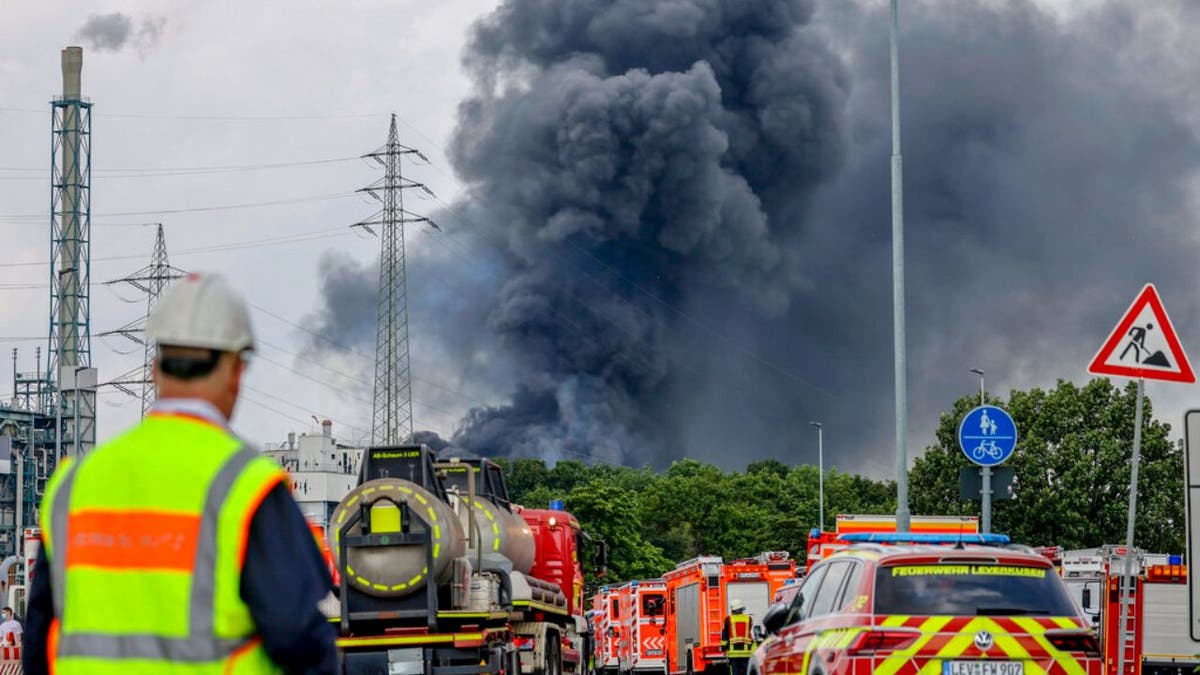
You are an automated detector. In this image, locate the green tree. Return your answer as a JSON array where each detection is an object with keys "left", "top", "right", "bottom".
[
  {"left": 560, "top": 481, "right": 672, "bottom": 584},
  {"left": 910, "top": 379, "right": 1184, "bottom": 552}
]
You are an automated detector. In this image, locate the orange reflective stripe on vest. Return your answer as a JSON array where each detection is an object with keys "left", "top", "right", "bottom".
[{"left": 66, "top": 511, "right": 201, "bottom": 571}]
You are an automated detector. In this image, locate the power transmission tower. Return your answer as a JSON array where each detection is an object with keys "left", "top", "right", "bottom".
[
  {"left": 353, "top": 114, "right": 437, "bottom": 445},
  {"left": 99, "top": 224, "right": 184, "bottom": 417}
]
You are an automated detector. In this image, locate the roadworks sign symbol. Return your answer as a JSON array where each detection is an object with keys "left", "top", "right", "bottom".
[{"left": 1088, "top": 283, "right": 1195, "bottom": 383}]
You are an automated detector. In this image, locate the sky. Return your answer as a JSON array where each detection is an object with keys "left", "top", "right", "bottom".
[{"left": 2, "top": 0, "right": 1199, "bottom": 479}]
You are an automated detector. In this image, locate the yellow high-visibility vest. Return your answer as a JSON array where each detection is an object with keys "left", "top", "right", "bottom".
[
  {"left": 727, "top": 613, "right": 754, "bottom": 658},
  {"left": 40, "top": 409, "right": 287, "bottom": 675}
]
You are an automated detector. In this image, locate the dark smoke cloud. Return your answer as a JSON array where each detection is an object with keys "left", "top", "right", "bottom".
[
  {"left": 75, "top": 12, "right": 166, "bottom": 53},
  {"left": 434, "top": 0, "right": 850, "bottom": 465},
  {"left": 306, "top": 0, "right": 1200, "bottom": 473}
]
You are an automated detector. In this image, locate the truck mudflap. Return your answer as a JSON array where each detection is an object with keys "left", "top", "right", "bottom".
[{"left": 562, "top": 647, "right": 581, "bottom": 665}]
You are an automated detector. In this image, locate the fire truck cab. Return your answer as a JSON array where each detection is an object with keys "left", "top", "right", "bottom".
[{"left": 618, "top": 579, "right": 668, "bottom": 675}]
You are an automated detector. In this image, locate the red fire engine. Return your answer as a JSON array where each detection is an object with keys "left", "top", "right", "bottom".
[
  {"left": 615, "top": 579, "right": 668, "bottom": 675},
  {"left": 594, "top": 583, "right": 627, "bottom": 675},
  {"left": 663, "top": 553, "right": 795, "bottom": 675}
]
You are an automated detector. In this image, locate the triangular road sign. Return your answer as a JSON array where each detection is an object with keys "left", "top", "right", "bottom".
[{"left": 1088, "top": 283, "right": 1195, "bottom": 383}]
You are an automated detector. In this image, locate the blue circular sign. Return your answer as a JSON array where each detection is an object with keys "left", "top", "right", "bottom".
[{"left": 957, "top": 405, "right": 1018, "bottom": 467}]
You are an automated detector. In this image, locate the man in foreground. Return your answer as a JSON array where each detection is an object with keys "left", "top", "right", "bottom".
[{"left": 23, "top": 273, "right": 338, "bottom": 674}]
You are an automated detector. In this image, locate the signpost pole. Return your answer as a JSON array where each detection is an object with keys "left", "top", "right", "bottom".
[
  {"left": 1116, "top": 377, "right": 1145, "bottom": 675},
  {"left": 981, "top": 467, "right": 992, "bottom": 534},
  {"left": 971, "top": 369, "right": 992, "bottom": 534}
]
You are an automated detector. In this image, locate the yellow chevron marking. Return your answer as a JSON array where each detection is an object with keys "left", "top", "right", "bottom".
[
  {"left": 1011, "top": 618, "right": 1046, "bottom": 635},
  {"left": 882, "top": 615, "right": 911, "bottom": 627},
  {"left": 1052, "top": 617, "right": 1078, "bottom": 629},
  {"left": 875, "top": 616, "right": 952, "bottom": 675}
]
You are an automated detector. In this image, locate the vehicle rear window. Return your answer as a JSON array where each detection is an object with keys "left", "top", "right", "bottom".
[
  {"left": 642, "top": 593, "right": 664, "bottom": 616},
  {"left": 874, "top": 563, "right": 1077, "bottom": 616}
]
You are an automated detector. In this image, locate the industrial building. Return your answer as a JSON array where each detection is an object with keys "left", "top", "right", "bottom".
[{"left": 262, "top": 420, "right": 364, "bottom": 527}]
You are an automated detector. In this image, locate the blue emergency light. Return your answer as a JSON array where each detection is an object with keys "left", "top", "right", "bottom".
[
  {"left": 838, "top": 532, "right": 1011, "bottom": 545},
  {"left": 549, "top": 499, "right": 565, "bottom": 511}
]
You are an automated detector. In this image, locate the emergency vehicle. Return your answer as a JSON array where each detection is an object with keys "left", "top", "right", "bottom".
[
  {"left": 325, "top": 446, "right": 605, "bottom": 675},
  {"left": 1073, "top": 563, "right": 1195, "bottom": 675},
  {"left": 592, "top": 587, "right": 618, "bottom": 675},
  {"left": 616, "top": 579, "right": 668, "bottom": 675},
  {"left": 754, "top": 535, "right": 1102, "bottom": 675},
  {"left": 663, "top": 552, "right": 795, "bottom": 675},
  {"left": 806, "top": 515, "right": 980, "bottom": 564}
]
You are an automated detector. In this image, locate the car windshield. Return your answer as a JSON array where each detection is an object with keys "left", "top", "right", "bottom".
[{"left": 874, "top": 562, "right": 1078, "bottom": 616}]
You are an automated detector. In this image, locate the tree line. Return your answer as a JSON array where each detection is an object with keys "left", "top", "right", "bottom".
[{"left": 496, "top": 378, "right": 1185, "bottom": 585}]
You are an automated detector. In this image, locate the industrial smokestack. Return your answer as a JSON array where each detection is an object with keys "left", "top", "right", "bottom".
[
  {"left": 61, "top": 46, "right": 82, "bottom": 101},
  {"left": 322, "top": 420, "right": 332, "bottom": 438},
  {"left": 58, "top": 45, "right": 84, "bottom": 373},
  {"left": 53, "top": 44, "right": 94, "bottom": 456}
]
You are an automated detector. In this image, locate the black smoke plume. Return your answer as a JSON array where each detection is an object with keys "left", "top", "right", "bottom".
[{"left": 305, "top": 0, "right": 1200, "bottom": 473}]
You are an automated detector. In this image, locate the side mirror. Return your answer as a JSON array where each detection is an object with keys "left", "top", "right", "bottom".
[
  {"left": 1081, "top": 588, "right": 1092, "bottom": 610},
  {"left": 596, "top": 540, "right": 609, "bottom": 578},
  {"left": 762, "top": 602, "right": 789, "bottom": 636},
  {"left": 752, "top": 625, "right": 765, "bottom": 641}
]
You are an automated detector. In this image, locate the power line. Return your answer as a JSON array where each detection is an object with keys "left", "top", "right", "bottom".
[
  {"left": 0, "top": 227, "right": 354, "bottom": 270},
  {"left": 0, "top": 154, "right": 360, "bottom": 178},
  {"left": 0, "top": 106, "right": 387, "bottom": 121},
  {"left": 250, "top": 309, "right": 489, "bottom": 403},
  {"left": 0, "top": 192, "right": 356, "bottom": 221}
]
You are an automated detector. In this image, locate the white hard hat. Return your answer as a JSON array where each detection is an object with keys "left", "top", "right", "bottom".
[
  {"left": 147, "top": 273, "right": 254, "bottom": 353},
  {"left": 731, "top": 600, "right": 746, "bottom": 613}
]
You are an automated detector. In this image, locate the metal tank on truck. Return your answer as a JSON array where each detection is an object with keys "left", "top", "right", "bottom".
[
  {"left": 439, "top": 454, "right": 537, "bottom": 574},
  {"left": 327, "top": 444, "right": 606, "bottom": 675}
]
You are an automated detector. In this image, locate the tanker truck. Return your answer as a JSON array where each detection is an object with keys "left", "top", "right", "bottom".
[{"left": 328, "top": 444, "right": 604, "bottom": 675}]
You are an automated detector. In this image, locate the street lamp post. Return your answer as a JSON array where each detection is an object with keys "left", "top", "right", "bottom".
[
  {"left": 890, "top": 0, "right": 911, "bottom": 533},
  {"left": 969, "top": 368, "right": 991, "bottom": 533},
  {"left": 810, "top": 421, "right": 824, "bottom": 530}
]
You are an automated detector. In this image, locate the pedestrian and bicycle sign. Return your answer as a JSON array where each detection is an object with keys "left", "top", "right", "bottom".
[
  {"left": 957, "top": 406, "right": 1017, "bottom": 467},
  {"left": 1088, "top": 283, "right": 1194, "bottom": 383}
]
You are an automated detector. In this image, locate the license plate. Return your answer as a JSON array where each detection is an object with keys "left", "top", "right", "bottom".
[{"left": 943, "top": 661, "right": 1024, "bottom": 675}]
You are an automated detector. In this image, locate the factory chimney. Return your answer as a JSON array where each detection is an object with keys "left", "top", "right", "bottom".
[
  {"left": 50, "top": 44, "right": 96, "bottom": 456},
  {"left": 62, "top": 46, "right": 82, "bottom": 99},
  {"left": 58, "top": 46, "right": 84, "bottom": 370}
]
